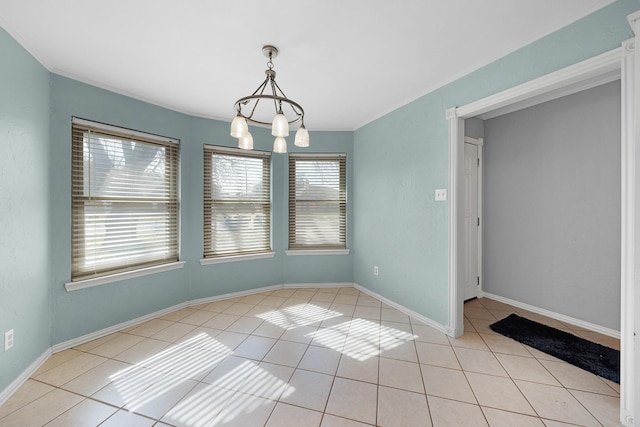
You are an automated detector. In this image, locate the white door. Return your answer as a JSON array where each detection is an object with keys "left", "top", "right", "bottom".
[{"left": 463, "top": 141, "right": 480, "bottom": 301}]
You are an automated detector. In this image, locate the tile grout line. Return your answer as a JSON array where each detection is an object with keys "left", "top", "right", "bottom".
[
  {"left": 472, "top": 300, "right": 609, "bottom": 426},
  {"left": 2, "top": 289, "right": 622, "bottom": 427}
]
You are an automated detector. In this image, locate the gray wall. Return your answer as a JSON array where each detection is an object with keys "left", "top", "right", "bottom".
[
  {"left": 483, "top": 80, "right": 621, "bottom": 330},
  {"left": 465, "top": 118, "right": 485, "bottom": 139}
]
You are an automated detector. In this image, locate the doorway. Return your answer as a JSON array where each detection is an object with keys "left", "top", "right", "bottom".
[{"left": 446, "top": 42, "right": 636, "bottom": 425}]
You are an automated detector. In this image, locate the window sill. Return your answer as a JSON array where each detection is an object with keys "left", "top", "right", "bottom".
[
  {"left": 286, "top": 249, "right": 350, "bottom": 256},
  {"left": 200, "top": 252, "right": 275, "bottom": 265},
  {"left": 65, "top": 261, "right": 186, "bottom": 292}
]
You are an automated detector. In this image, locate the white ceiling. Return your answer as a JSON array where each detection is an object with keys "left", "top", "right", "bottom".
[{"left": 0, "top": 0, "right": 615, "bottom": 131}]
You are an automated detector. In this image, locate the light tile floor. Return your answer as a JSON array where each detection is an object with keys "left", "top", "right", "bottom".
[{"left": 0, "top": 287, "right": 622, "bottom": 426}]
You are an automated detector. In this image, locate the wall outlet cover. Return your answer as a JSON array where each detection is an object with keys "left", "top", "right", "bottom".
[
  {"left": 4, "top": 329, "right": 14, "bottom": 351},
  {"left": 435, "top": 189, "right": 447, "bottom": 201}
]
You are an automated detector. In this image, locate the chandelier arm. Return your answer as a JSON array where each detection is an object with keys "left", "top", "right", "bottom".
[
  {"left": 233, "top": 94, "right": 304, "bottom": 126},
  {"left": 271, "top": 79, "right": 288, "bottom": 98},
  {"left": 272, "top": 79, "right": 303, "bottom": 117},
  {"left": 253, "top": 76, "right": 270, "bottom": 96},
  {"left": 286, "top": 100, "right": 303, "bottom": 118},
  {"left": 236, "top": 77, "right": 270, "bottom": 120},
  {"left": 246, "top": 98, "right": 262, "bottom": 122},
  {"left": 269, "top": 78, "right": 281, "bottom": 113},
  {"left": 250, "top": 78, "right": 272, "bottom": 120},
  {"left": 242, "top": 77, "right": 269, "bottom": 105}
]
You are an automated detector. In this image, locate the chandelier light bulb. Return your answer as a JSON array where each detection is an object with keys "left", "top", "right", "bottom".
[
  {"left": 238, "top": 132, "right": 253, "bottom": 150},
  {"left": 272, "top": 112, "right": 289, "bottom": 137},
  {"left": 294, "top": 125, "right": 309, "bottom": 147},
  {"left": 230, "top": 113, "right": 248, "bottom": 138},
  {"left": 273, "top": 137, "right": 287, "bottom": 153}
]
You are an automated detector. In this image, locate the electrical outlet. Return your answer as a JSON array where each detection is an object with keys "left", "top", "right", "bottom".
[
  {"left": 4, "top": 329, "right": 14, "bottom": 351},
  {"left": 435, "top": 189, "right": 447, "bottom": 201},
  {"left": 373, "top": 266, "right": 379, "bottom": 276}
]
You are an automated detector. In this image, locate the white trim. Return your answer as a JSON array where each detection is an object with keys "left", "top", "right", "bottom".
[
  {"left": 51, "top": 301, "right": 189, "bottom": 353},
  {"left": 463, "top": 136, "right": 484, "bottom": 146},
  {"left": 482, "top": 292, "right": 620, "bottom": 339},
  {"left": 53, "top": 283, "right": 347, "bottom": 352},
  {"left": 0, "top": 349, "right": 51, "bottom": 407},
  {"left": 477, "top": 139, "right": 484, "bottom": 298},
  {"left": 455, "top": 47, "right": 623, "bottom": 119},
  {"left": 52, "top": 281, "right": 451, "bottom": 352},
  {"left": 446, "top": 107, "right": 464, "bottom": 337},
  {"left": 284, "top": 282, "right": 354, "bottom": 289},
  {"left": 71, "top": 117, "right": 179, "bottom": 144},
  {"left": 188, "top": 285, "right": 282, "bottom": 307},
  {"left": 448, "top": 40, "right": 637, "bottom": 426},
  {"left": 2, "top": 281, "right": 449, "bottom": 406},
  {"left": 65, "top": 261, "right": 186, "bottom": 291},
  {"left": 623, "top": 12, "right": 639, "bottom": 426},
  {"left": 203, "top": 144, "right": 271, "bottom": 158},
  {"left": 200, "top": 252, "right": 275, "bottom": 265},
  {"left": 627, "top": 10, "right": 640, "bottom": 30},
  {"left": 620, "top": 36, "right": 636, "bottom": 427},
  {"left": 353, "top": 283, "right": 449, "bottom": 335},
  {"left": 476, "top": 69, "right": 620, "bottom": 120},
  {"left": 288, "top": 152, "right": 347, "bottom": 159},
  {"left": 285, "top": 249, "right": 350, "bottom": 256}
]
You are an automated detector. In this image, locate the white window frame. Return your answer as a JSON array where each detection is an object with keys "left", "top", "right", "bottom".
[
  {"left": 67, "top": 118, "right": 182, "bottom": 291},
  {"left": 202, "top": 145, "right": 273, "bottom": 263},
  {"left": 288, "top": 153, "right": 347, "bottom": 252}
]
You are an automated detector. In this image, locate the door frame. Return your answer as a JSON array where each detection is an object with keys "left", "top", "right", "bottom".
[
  {"left": 463, "top": 136, "right": 483, "bottom": 301},
  {"left": 446, "top": 27, "right": 638, "bottom": 425}
]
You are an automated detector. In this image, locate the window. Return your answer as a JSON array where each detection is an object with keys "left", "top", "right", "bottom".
[
  {"left": 289, "top": 154, "right": 347, "bottom": 249},
  {"left": 71, "top": 119, "right": 179, "bottom": 281},
  {"left": 203, "top": 145, "right": 271, "bottom": 258}
]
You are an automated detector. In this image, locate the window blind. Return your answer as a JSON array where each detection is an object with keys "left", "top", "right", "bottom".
[
  {"left": 203, "top": 145, "right": 271, "bottom": 258},
  {"left": 289, "top": 154, "right": 347, "bottom": 249},
  {"left": 71, "top": 121, "right": 179, "bottom": 281}
]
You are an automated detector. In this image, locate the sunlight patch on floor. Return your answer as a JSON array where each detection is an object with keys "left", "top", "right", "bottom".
[
  {"left": 164, "top": 359, "right": 295, "bottom": 426},
  {"left": 110, "top": 332, "right": 229, "bottom": 412},
  {"left": 106, "top": 307, "right": 418, "bottom": 424},
  {"left": 163, "top": 383, "right": 234, "bottom": 426},
  {"left": 258, "top": 303, "right": 342, "bottom": 330},
  {"left": 308, "top": 318, "right": 417, "bottom": 361}
]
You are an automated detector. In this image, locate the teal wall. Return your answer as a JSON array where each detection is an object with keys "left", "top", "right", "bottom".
[
  {"left": 48, "top": 76, "right": 354, "bottom": 345},
  {"left": 0, "top": 27, "right": 51, "bottom": 392},
  {"left": 0, "top": 0, "right": 637, "bottom": 398},
  {"left": 49, "top": 76, "right": 192, "bottom": 344},
  {"left": 352, "top": 0, "right": 639, "bottom": 325}
]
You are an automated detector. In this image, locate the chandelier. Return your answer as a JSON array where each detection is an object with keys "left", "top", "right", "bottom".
[{"left": 230, "top": 45, "right": 309, "bottom": 153}]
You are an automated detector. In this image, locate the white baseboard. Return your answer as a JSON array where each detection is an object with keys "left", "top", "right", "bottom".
[
  {"left": 51, "top": 301, "right": 189, "bottom": 353},
  {"left": 53, "top": 281, "right": 444, "bottom": 354},
  {"left": 52, "top": 282, "right": 355, "bottom": 353},
  {"left": 3, "top": 281, "right": 447, "bottom": 407},
  {"left": 0, "top": 349, "right": 51, "bottom": 407},
  {"left": 353, "top": 283, "right": 449, "bottom": 335},
  {"left": 189, "top": 284, "right": 283, "bottom": 307},
  {"left": 482, "top": 292, "right": 620, "bottom": 339},
  {"left": 283, "top": 282, "right": 354, "bottom": 289}
]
